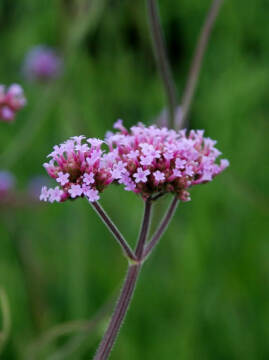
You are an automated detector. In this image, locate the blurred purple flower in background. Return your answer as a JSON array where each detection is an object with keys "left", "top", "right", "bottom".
[
  {"left": 0, "top": 170, "right": 15, "bottom": 198},
  {"left": 27, "top": 175, "right": 51, "bottom": 200},
  {"left": 23, "top": 45, "right": 63, "bottom": 82},
  {"left": 0, "top": 84, "right": 26, "bottom": 123}
]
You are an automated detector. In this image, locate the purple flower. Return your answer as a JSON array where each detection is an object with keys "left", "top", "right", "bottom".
[
  {"left": 0, "top": 170, "right": 15, "bottom": 197},
  {"left": 171, "top": 168, "right": 182, "bottom": 179},
  {"left": 153, "top": 170, "right": 165, "bottom": 183},
  {"left": 83, "top": 173, "right": 95, "bottom": 185},
  {"left": 0, "top": 84, "right": 26, "bottom": 123},
  {"left": 175, "top": 158, "right": 186, "bottom": 169},
  {"left": 48, "top": 187, "right": 63, "bottom": 202},
  {"left": 1, "top": 107, "right": 14, "bottom": 122},
  {"left": 23, "top": 45, "right": 63, "bottom": 82},
  {"left": 84, "top": 188, "right": 100, "bottom": 202},
  {"left": 134, "top": 168, "right": 150, "bottom": 183},
  {"left": 68, "top": 184, "right": 83, "bottom": 198},
  {"left": 56, "top": 172, "right": 70, "bottom": 186},
  {"left": 40, "top": 186, "right": 49, "bottom": 201}
]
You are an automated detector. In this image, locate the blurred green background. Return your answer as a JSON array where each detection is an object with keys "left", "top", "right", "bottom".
[{"left": 0, "top": 0, "right": 268, "bottom": 359}]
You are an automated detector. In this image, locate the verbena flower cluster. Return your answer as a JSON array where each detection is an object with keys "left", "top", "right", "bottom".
[
  {"left": 40, "top": 137, "right": 113, "bottom": 203},
  {"left": 0, "top": 84, "right": 26, "bottom": 122},
  {"left": 23, "top": 45, "right": 62, "bottom": 82},
  {"left": 40, "top": 121, "right": 229, "bottom": 203}
]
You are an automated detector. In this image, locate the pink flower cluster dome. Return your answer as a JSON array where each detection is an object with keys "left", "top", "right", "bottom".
[
  {"left": 40, "top": 136, "right": 113, "bottom": 203},
  {"left": 106, "top": 120, "right": 229, "bottom": 201},
  {"left": 0, "top": 84, "right": 26, "bottom": 123},
  {"left": 40, "top": 121, "right": 229, "bottom": 203}
]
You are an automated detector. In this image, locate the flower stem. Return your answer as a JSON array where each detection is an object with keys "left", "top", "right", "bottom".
[
  {"left": 94, "top": 200, "right": 152, "bottom": 359},
  {"left": 180, "top": 0, "right": 224, "bottom": 126},
  {"left": 91, "top": 201, "right": 137, "bottom": 261},
  {"left": 147, "top": 0, "right": 177, "bottom": 128},
  {"left": 135, "top": 199, "right": 152, "bottom": 259},
  {"left": 93, "top": 264, "right": 141, "bottom": 360},
  {"left": 143, "top": 196, "right": 179, "bottom": 260}
]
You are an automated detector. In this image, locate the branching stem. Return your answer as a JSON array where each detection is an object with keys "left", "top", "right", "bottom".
[
  {"left": 94, "top": 199, "right": 153, "bottom": 359},
  {"left": 143, "top": 196, "right": 179, "bottom": 260},
  {"left": 91, "top": 201, "right": 137, "bottom": 261},
  {"left": 135, "top": 199, "right": 152, "bottom": 259}
]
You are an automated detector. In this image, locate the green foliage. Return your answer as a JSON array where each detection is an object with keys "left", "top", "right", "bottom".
[{"left": 0, "top": 0, "right": 268, "bottom": 359}]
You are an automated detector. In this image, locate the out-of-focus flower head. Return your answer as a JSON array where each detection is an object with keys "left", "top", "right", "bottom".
[
  {"left": 106, "top": 120, "right": 229, "bottom": 201},
  {"left": 0, "top": 84, "right": 26, "bottom": 123},
  {"left": 0, "top": 170, "right": 16, "bottom": 198},
  {"left": 40, "top": 136, "right": 113, "bottom": 203},
  {"left": 23, "top": 45, "right": 63, "bottom": 82}
]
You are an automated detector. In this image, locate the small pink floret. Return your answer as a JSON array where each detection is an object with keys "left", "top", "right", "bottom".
[
  {"left": 56, "top": 172, "right": 70, "bottom": 186},
  {"left": 40, "top": 186, "right": 49, "bottom": 201},
  {"left": 154, "top": 170, "right": 165, "bottom": 183},
  {"left": 48, "top": 187, "right": 63, "bottom": 203},
  {"left": 175, "top": 158, "right": 186, "bottom": 169},
  {"left": 134, "top": 168, "right": 150, "bottom": 183},
  {"left": 68, "top": 184, "right": 83, "bottom": 198},
  {"left": 83, "top": 173, "right": 95, "bottom": 185},
  {"left": 84, "top": 188, "right": 100, "bottom": 202}
]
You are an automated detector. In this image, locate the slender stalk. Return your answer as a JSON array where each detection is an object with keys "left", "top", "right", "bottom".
[
  {"left": 180, "top": 0, "right": 224, "bottom": 127},
  {"left": 135, "top": 199, "right": 152, "bottom": 259},
  {"left": 94, "top": 199, "right": 152, "bottom": 359},
  {"left": 143, "top": 196, "right": 179, "bottom": 260},
  {"left": 147, "top": 0, "right": 177, "bottom": 128},
  {"left": 151, "top": 192, "right": 165, "bottom": 202},
  {"left": 94, "top": 264, "right": 141, "bottom": 360},
  {"left": 91, "top": 201, "right": 137, "bottom": 261}
]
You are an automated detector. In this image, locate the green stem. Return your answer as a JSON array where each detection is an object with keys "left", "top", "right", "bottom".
[
  {"left": 180, "top": 0, "right": 225, "bottom": 127},
  {"left": 147, "top": 0, "right": 177, "bottom": 128}
]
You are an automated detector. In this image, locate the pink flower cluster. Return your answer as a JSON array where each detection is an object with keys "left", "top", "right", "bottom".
[
  {"left": 0, "top": 84, "right": 26, "bottom": 123},
  {"left": 40, "top": 136, "right": 113, "bottom": 203},
  {"left": 106, "top": 120, "right": 229, "bottom": 201},
  {"left": 40, "top": 121, "right": 229, "bottom": 203}
]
